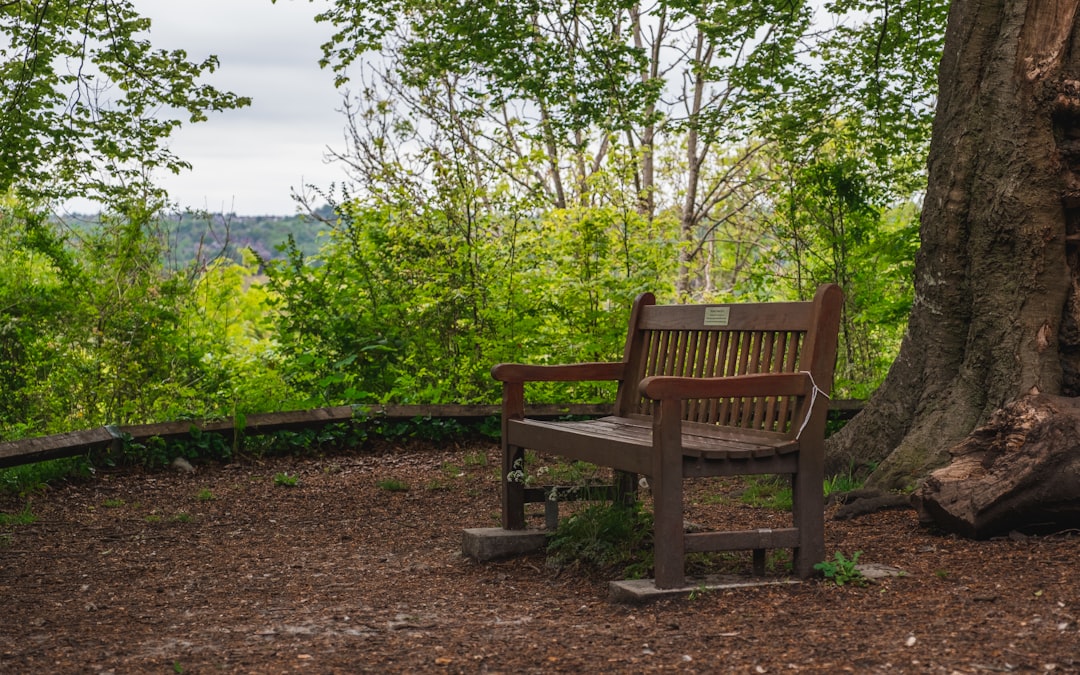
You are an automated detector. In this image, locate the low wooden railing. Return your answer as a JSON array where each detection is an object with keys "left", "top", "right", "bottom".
[{"left": 0, "top": 400, "right": 862, "bottom": 470}]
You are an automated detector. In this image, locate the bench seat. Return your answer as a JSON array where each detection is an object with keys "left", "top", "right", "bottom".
[{"left": 507, "top": 416, "right": 800, "bottom": 471}]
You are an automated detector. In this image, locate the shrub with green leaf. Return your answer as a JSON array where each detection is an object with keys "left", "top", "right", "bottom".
[
  {"left": 547, "top": 502, "right": 654, "bottom": 579},
  {"left": 273, "top": 472, "right": 299, "bottom": 487},
  {"left": 814, "top": 550, "right": 867, "bottom": 587}
]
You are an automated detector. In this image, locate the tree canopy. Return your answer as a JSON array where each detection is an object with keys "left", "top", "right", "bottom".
[{"left": 0, "top": 0, "right": 249, "bottom": 207}]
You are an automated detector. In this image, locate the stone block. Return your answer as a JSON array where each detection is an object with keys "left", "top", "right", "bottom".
[{"left": 462, "top": 527, "right": 547, "bottom": 561}]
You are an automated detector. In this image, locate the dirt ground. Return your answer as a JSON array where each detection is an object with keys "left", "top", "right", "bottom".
[{"left": 0, "top": 439, "right": 1077, "bottom": 674}]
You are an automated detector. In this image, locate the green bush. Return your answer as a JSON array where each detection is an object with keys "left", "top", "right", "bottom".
[
  {"left": 547, "top": 502, "right": 654, "bottom": 579},
  {"left": 815, "top": 550, "right": 867, "bottom": 586}
]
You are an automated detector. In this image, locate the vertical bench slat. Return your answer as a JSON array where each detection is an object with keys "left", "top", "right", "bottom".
[
  {"left": 686, "top": 330, "right": 705, "bottom": 422},
  {"left": 756, "top": 332, "right": 771, "bottom": 429},
  {"left": 702, "top": 330, "right": 722, "bottom": 423},
  {"left": 662, "top": 331, "right": 675, "bottom": 375},
  {"left": 730, "top": 331, "right": 751, "bottom": 427},
  {"left": 779, "top": 331, "right": 802, "bottom": 432},
  {"left": 736, "top": 330, "right": 752, "bottom": 375},
  {"left": 719, "top": 331, "right": 739, "bottom": 424},
  {"left": 641, "top": 329, "right": 662, "bottom": 415},
  {"left": 743, "top": 330, "right": 760, "bottom": 425},
  {"left": 710, "top": 330, "right": 731, "bottom": 424},
  {"left": 676, "top": 330, "right": 691, "bottom": 377},
  {"left": 673, "top": 330, "right": 691, "bottom": 419},
  {"left": 773, "top": 331, "right": 791, "bottom": 432},
  {"left": 761, "top": 331, "right": 780, "bottom": 430}
]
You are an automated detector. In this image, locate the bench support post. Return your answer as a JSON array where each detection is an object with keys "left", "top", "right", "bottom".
[
  {"left": 652, "top": 399, "right": 686, "bottom": 589},
  {"left": 501, "top": 382, "right": 527, "bottom": 530},
  {"left": 792, "top": 446, "right": 826, "bottom": 577}
]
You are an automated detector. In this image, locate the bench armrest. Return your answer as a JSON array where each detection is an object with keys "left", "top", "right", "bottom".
[
  {"left": 639, "top": 372, "right": 813, "bottom": 401},
  {"left": 491, "top": 362, "right": 626, "bottom": 384}
]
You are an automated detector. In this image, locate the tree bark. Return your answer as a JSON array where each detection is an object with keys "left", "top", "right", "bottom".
[
  {"left": 911, "top": 394, "right": 1080, "bottom": 538},
  {"left": 827, "top": 0, "right": 1080, "bottom": 490}
]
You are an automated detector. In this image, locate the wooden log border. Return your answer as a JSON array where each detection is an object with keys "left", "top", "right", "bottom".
[{"left": 0, "top": 401, "right": 862, "bottom": 470}]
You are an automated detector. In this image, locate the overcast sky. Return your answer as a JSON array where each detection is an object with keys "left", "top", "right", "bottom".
[{"left": 122, "top": 0, "right": 346, "bottom": 216}]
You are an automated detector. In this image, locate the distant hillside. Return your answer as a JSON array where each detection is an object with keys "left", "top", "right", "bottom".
[
  {"left": 63, "top": 207, "right": 334, "bottom": 267},
  {"left": 159, "top": 210, "right": 331, "bottom": 266}
]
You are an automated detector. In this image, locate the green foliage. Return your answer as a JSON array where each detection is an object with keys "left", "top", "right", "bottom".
[
  {"left": 0, "top": 200, "right": 297, "bottom": 452},
  {"left": 543, "top": 460, "right": 602, "bottom": 485},
  {"left": 814, "top": 550, "right": 867, "bottom": 587},
  {"left": 244, "top": 422, "right": 369, "bottom": 460},
  {"left": 376, "top": 478, "right": 410, "bottom": 492},
  {"left": 0, "top": 505, "right": 37, "bottom": 527},
  {"left": 477, "top": 416, "right": 502, "bottom": 440},
  {"left": 362, "top": 415, "right": 468, "bottom": 442},
  {"left": 115, "top": 428, "right": 232, "bottom": 470},
  {"left": 0, "top": 1, "right": 249, "bottom": 205},
  {"left": 273, "top": 472, "right": 299, "bottom": 487},
  {"left": 739, "top": 476, "right": 794, "bottom": 511},
  {"left": 734, "top": 469, "right": 865, "bottom": 511},
  {"left": 824, "top": 470, "right": 865, "bottom": 498},
  {"left": 439, "top": 462, "right": 462, "bottom": 478},
  {"left": 462, "top": 451, "right": 488, "bottom": 468},
  {"left": 547, "top": 502, "right": 654, "bottom": 579},
  {"left": 284, "top": 0, "right": 941, "bottom": 408},
  {"left": 178, "top": 428, "right": 230, "bottom": 463},
  {"left": 808, "top": 0, "right": 946, "bottom": 195},
  {"left": 757, "top": 140, "right": 919, "bottom": 398},
  {"left": 0, "top": 458, "right": 91, "bottom": 497},
  {"left": 261, "top": 195, "right": 665, "bottom": 408}
]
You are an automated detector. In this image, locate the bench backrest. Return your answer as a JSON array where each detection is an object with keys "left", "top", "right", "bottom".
[{"left": 614, "top": 284, "right": 843, "bottom": 435}]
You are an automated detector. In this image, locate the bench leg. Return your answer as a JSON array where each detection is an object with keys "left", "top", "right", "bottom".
[
  {"left": 753, "top": 548, "right": 766, "bottom": 576},
  {"left": 652, "top": 402, "right": 687, "bottom": 589},
  {"left": 652, "top": 436, "right": 686, "bottom": 589},
  {"left": 614, "top": 470, "right": 638, "bottom": 508},
  {"left": 791, "top": 465, "right": 825, "bottom": 578},
  {"left": 652, "top": 472, "right": 685, "bottom": 588},
  {"left": 502, "top": 443, "right": 526, "bottom": 530}
]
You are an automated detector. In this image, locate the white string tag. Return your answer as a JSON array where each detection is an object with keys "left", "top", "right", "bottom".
[{"left": 795, "top": 371, "right": 830, "bottom": 439}]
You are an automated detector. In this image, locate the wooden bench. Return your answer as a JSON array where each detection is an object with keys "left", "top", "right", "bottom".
[{"left": 484, "top": 284, "right": 843, "bottom": 590}]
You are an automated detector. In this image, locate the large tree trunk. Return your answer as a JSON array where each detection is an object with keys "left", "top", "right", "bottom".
[{"left": 827, "top": 0, "right": 1080, "bottom": 490}]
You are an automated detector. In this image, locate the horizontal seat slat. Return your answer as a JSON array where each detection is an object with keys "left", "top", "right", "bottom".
[
  {"left": 506, "top": 418, "right": 652, "bottom": 474},
  {"left": 507, "top": 416, "right": 797, "bottom": 465}
]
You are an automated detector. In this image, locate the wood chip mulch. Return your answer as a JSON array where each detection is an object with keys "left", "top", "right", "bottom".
[{"left": 1, "top": 440, "right": 1077, "bottom": 673}]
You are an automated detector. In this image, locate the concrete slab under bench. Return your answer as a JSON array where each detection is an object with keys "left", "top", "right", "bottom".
[
  {"left": 462, "top": 527, "right": 547, "bottom": 561},
  {"left": 609, "top": 575, "right": 801, "bottom": 603}
]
